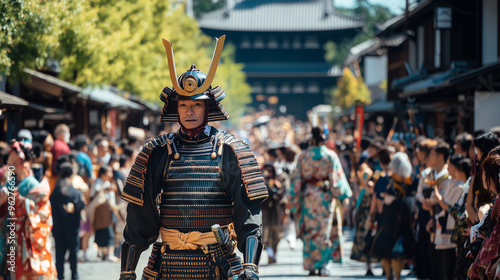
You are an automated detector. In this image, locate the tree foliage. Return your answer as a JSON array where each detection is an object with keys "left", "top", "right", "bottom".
[
  {"left": 332, "top": 67, "right": 370, "bottom": 110},
  {"left": 1, "top": 0, "right": 251, "bottom": 123},
  {"left": 193, "top": 0, "right": 225, "bottom": 18},
  {"left": 324, "top": 0, "right": 394, "bottom": 66},
  {"left": 0, "top": 0, "right": 69, "bottom": 80},
  {"left": 326, "top": 0, "right": 394, "bottom": 109}
]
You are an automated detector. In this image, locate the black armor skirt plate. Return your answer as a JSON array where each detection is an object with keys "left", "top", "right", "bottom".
[{"left": 142, "top": 243, "right": 222, "bottom": 280}]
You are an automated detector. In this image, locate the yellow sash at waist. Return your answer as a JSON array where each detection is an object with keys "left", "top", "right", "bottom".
[{"left": 160, "top": 228, "right": 217, "bottom": 250}]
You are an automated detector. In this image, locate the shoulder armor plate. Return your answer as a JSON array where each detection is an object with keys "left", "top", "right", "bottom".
[
  {"left": 218, "top": 131, "right": 268, "bottom": 201},
  {"left": 122, "top": 133, "right": 173, "bottom": 206}
]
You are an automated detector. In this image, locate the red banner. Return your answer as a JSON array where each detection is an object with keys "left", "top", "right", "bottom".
[{"left": 354, "top": 103, "right": 364, "bottom": 149}]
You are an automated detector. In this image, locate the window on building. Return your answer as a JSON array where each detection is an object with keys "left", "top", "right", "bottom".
[
  {"left": 417, "top": 25, "right": 425, "bottom": 70},
  {"left": 282, "top": 37, "right": 290, "bottom": 49},
  {"left": 304, "top": 36, "right": 319, "bottom": 49},
  {"left": 265, "top": 83, "right": 278, "bottom": 94},
  {"left": 292, "top": 36, "right": 301, "bottom": 49},
  {"left": 252, "top": 83, "right": 263, "bottom": 94},
  {"left": 280, "top": 83, "right": 291, "bottom": 94},
  {"left": 89, "top": 110, "right": 99, "bottom": 126},
  {"left": 440, "top": 28, "right": 451, "bottom": 68},
  {"left": 240, "top": 36, "right": 251, "bottom": 49},
  {"left": 307, "top": 83, "right": 320, "bottom": 94},
  {"left": 267, "top": 36, "right": 279, "bottom": 49},
  {"left": 254, "top": 37, "right": 265, "bottom": 49},
  {"left": 424, "top": 19, "right": 435, "bottom": 70},
  {"left": 435, "top": 6, "right": 452, "bottom": 69},
  {"left": 293, "top": 83, "right": 305, "bottom": 94}
]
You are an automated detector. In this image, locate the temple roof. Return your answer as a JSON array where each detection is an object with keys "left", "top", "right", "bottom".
[{"left": 198, "top": 0, "right": 364, "bottom": 32}]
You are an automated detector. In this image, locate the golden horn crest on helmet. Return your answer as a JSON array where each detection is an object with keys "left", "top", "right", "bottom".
[{"left": 161, "top": 35, "right": 226, "bottom": 97}]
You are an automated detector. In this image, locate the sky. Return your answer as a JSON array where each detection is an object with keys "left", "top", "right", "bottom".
[{"left": 335, "top": 0, "right": 408, "bottom": 15}]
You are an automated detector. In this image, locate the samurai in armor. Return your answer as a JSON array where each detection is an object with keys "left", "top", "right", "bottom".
[{"left": 119, "top": 35, "right": 268, "bottom": 280}]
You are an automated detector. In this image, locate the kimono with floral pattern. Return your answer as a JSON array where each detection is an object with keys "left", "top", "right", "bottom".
[
  {"left": 291, "top": 145, "right": 352, "bottom": 270},
  {"left": 470, "top": 193, "right": 500, "bottom": 279},
  {"left": 10, "top": 176, "right": 55, "bottom": 280}
]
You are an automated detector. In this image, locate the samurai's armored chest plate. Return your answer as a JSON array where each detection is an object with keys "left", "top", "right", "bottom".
[{"left": 160, "top": 140, "right": 233, "bottom": 232}]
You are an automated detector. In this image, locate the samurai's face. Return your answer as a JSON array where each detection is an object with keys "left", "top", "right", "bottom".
[{"left": 177, "top": 100, "right": 206, "bottom": 130}]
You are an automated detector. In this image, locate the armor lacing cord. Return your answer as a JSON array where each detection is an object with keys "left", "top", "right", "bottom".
[
  {"left": 211, "top": 136, "right": 218, "bottom": 158},
  {"left": 217, "top": 139, "right": 224, "bottom": 156},
  {"left": 165, "top": 138, "right": 173, "bottom": 156},
  {"left": 171, "top": 136, "right": 180, "bottom": 159},
  {"left": 242, "top": 263, "right": 259, "bottom": 273}
]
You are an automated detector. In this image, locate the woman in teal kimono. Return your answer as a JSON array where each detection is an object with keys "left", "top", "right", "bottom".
[{"left": 291, "top": 127, "right": 352, "bottom": 276}]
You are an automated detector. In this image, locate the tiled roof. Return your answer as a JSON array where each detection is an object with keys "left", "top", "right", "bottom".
[{"left": 198, "top": 0, "right": 364, "bottom": 32}]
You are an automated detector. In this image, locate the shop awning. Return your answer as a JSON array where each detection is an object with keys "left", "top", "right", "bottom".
[
  {"left": 28, "top": 102, "right": 67, "bottom": 114},
  {"left": 23, "top": 68, "right": 83, "bottom": 98},
  {"left": 26, "top": 102, "right": 73, "bottom": 121},
  {"left": 0, "top": 91, "right": 29, "bottom": 108},
  {"left": 346, "top": 34, "right": 407, "bottom": 65},
  {"left": 364, "top": 100, "right": 395, "bottom": 113},
  {"left": 83, "top": 86, "right": 145, "bottom": 110},
  {"left": 393, "top": 68, "right": 462, "bottom": 98}
]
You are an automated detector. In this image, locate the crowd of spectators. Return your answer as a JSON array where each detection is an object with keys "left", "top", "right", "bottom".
[{"left": 1, "top": 112, "right": 500, "bottom": 279}]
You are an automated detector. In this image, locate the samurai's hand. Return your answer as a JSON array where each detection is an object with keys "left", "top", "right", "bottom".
[
  {"left": 212, "top": 224, "right": 236, "bottom": 257},
  {"left": 235, "top": 264, "right": 259, "bottom": 280},
  {"left": 237, "top": 235, "right": 261, "bottom": 280},
  {"left": 119, "top": 271, "right": 136, "bottom": 280},
  {"left": 119, "top": 242, "right": 141, "bottom": 280}
]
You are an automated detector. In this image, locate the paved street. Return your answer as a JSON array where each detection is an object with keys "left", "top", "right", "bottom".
[{"left": 62, "top": 228, "right": 417, "bottom": 280}]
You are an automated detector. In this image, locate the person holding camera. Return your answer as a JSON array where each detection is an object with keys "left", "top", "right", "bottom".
[{"left": 421, "top": 142, "right": 461, "bottom": 280}]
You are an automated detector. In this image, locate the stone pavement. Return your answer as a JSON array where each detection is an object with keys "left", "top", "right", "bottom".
[
  {"left": 62, "top": 228, "right": 417, "bottom": 279},
  {"left": 258, "top": 228, "right": 416, "bottom": 280}
]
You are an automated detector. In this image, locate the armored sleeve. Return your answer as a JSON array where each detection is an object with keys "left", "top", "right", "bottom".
[
  {"left": 221, "top": 141, "right": 267, "bottom": 253},
  {"left": 122, "top": 144, "right": 168, "bottom": 251}
]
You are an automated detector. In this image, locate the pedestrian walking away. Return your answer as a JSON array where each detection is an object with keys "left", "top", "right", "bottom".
[{"left": 290, "top": 126, "right": 352, "bottom": 276}]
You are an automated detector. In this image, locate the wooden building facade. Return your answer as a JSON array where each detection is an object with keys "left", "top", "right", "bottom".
[
  {"left": 1, "top": 69, "right": 161, "bottom": 142},
  {"left": 349, "top": 0, "right": 500, "bottom": 141}
]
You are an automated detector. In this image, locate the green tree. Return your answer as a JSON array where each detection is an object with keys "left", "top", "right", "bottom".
[
  {"left": 2, "top": 0, "right": 252, "bottom": 120},
  {"left": 324, "top": 1, "right": 394, "bottom": 65},
  {"left": 0, "top": 0, "right": 71, "bottom": 80},
  {"left": 332, "top": 67, "right": 370, "bottom": 110},
  {"left": 193, "top": 0, "right": 225, "bottom": 18}
]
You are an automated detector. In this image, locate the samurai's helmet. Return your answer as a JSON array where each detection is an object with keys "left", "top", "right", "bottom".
[{"left": 159, "top": 36, "right": 229, "bottom": 122}]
